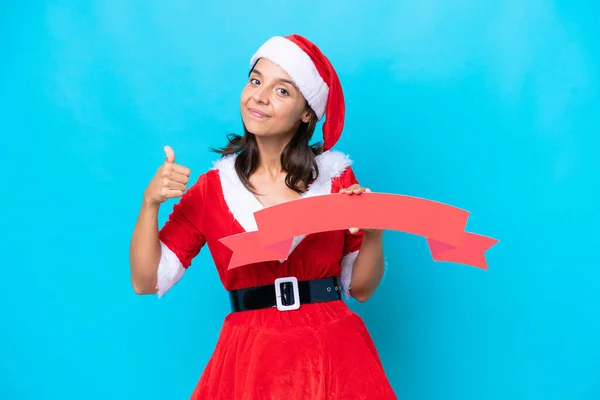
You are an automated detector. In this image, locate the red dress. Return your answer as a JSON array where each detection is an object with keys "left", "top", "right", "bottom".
[{"left": 157, "top": 150, "right": 397, "bottom": 399}]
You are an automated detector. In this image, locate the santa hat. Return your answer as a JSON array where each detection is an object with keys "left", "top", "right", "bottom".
[{"left": 250, "top": 34, "right": 344, "bottom": 151}]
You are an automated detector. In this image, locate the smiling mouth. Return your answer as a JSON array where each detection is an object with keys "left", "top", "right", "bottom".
[{"left": 248, "top": 108, "right": 270, "bottom": 119}]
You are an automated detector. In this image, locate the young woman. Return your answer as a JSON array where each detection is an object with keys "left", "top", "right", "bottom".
[{"left": 130, "top": 34, "right": 397, "bottom": 399}]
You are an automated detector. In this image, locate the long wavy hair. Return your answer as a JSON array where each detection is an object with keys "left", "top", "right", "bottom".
[{"left": 211, "top": 70, "right": 324, "bottom": 195}]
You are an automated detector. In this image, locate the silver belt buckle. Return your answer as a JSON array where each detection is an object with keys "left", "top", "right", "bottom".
[{"left": 274, "top": 276, "right": 300, "bottom": 311}]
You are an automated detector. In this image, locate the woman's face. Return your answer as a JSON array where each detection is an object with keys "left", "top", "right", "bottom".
[{"left": 240, "top": 58, "right": 311, "bottom": 139}]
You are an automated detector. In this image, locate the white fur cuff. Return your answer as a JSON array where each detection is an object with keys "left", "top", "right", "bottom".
[
  {"left": 340, "top": 250, "right": 359, "bottom": 299},
  {"left": 156, "top": 241, "right": 186, "bottom": 298}
]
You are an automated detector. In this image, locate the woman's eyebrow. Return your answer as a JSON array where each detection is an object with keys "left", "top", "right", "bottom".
[{"left": 249, "top": 69, "right": 299, "bottom": 91}]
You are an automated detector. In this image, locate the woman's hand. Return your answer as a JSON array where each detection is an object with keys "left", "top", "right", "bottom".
[
  {"left": 143, "top": 146, "right": 191, "bottom": 207},
  {"left": 339, "top": 184, "right": 384, "bottom": 236}
]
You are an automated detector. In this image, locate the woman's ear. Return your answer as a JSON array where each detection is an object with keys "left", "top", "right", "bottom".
[{"left": 301, "top": 108, "right": 312, "bottom": 124}]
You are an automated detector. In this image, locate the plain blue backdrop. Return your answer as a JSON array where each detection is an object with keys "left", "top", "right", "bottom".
[{"left": 2, "top": 1, "right": 599, "bottom": 399}]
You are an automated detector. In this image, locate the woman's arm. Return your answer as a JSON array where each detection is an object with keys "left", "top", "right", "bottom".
[
  {"left": 129, "top": 145, "right": 192, "bottom": 295},
  {"left": 339, "top": 180, "right": 386, "bottom": 302},
  {"left": 129, "top": 201, "right": 162, "bottom": 294},
  {"left": 348, "top": 230, "right": 385, "bottom": 302}
]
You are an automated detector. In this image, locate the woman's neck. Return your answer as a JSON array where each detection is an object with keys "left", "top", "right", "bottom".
[{"left": 255, "top": 135, "right": 291, "bottom": 180}]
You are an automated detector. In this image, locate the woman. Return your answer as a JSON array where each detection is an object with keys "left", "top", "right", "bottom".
[{"left": 129, "top": 34, "right": 397, "bottom": 399}]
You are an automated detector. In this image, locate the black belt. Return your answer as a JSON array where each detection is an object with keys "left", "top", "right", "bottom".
[{"left": 229, "top": 276, "right": 342, "bottom": 312}]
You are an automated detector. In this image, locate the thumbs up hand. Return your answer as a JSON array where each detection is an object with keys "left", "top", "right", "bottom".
[{"left": 143, "top": 146, "right": 192, "bottom": 206}]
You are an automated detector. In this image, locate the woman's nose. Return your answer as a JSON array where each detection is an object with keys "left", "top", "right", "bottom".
[{"left": 252, "top": 86, "right": 269, "bottom": 104}]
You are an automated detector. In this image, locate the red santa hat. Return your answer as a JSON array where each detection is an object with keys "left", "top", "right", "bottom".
[{"left": 250, "top": 34, "right": 344, "bottom": 151}]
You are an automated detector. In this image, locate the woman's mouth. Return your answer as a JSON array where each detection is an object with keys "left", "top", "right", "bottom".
[{"left": 248, "top": 108, "right": 270, "bottom": 119}]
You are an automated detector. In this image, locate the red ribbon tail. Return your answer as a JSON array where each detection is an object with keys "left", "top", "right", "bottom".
[{"left": 427, "top": 233, "right": 499, "bottom": 270}]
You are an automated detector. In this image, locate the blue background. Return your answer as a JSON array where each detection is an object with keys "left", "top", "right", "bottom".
[{"left": 2, "top": 1, "right": 599, "bottom": 399}]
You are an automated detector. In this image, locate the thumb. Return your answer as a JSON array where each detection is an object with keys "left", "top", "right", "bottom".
[{"left": 164, "top": 145, "right": 175, "bottom": 163}]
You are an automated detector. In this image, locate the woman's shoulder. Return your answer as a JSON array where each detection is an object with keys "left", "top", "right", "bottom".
[
  {"left": 313, "top": 149, "right": 360, "bottom": 192},
  {"left": 314, "top": 149, "right": 355, "bottom": 180},
  {"left": 201, "top": 154, "right": 237, "bottom": 191}
]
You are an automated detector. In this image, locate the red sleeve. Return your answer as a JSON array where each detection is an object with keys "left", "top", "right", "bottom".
[
  {"left": 332, "top": 166, "right": 364, "bottom": 255},
  {"left": 158, "top": 174, "right": 207, "bottom": 268}
]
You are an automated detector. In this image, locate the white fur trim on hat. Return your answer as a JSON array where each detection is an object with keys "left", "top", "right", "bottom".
[{"left": 250, "top": 36, "right": 329, "bottom": 120}]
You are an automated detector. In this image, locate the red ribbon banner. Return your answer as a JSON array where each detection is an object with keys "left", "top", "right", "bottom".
[{"left": 219, "top": 193, "right": 499, "bottom": 270}]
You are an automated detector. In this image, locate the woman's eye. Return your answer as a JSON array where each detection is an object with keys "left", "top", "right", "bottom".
[
  {"left": 250, "top": 78, "right": 260, "bottom": 85},
  {"left": 277, "top": 88, "right": 289, "bottom": 96}
]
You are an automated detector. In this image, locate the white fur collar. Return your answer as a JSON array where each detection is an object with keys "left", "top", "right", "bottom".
[{"left": 213, "top": 150, "right": 353, "bottom": 256}]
